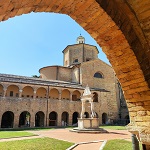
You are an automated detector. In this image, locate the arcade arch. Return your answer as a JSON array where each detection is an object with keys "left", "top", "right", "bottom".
[
  {"left": 1, "top": 111, "right": 14, "bottom": 128},
  {"left": 35, "top": 111, "right": 45, "bottom": 127},
  {"left": 61, "top": 112, "right": 69, "bottom": 126},
  {"left": 19, "top": 111, "right": 30, "bottom": 127},
  {"left": 6, "top": 85, "right": 19, "bottom": 97},
  {"left": 0, "top": 84, "right": 4, "bottom": 97},
  {"left": 49, "top": 111, "right": 57, "bottom": 126},
  {"left": 102, "top": 113, "right": 108, "bottom": 124},
  {"left": 61, "top": 89, "right": 70, "bottom": 100},
  {"left": 72, "top": 112, "right": 79, "bottom": 125},
  {"left": 36, "top": 87, "right": 47, "bottom": 99},
  {"left": 49, "top": 88, "right": 59, "bottom": 99},
  {"left": 22, "top": 86, "right": 34, "bottom": 98}
]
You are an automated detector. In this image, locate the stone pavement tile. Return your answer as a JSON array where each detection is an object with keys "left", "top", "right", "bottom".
[
  {"left": 28, "top": 128, "right": 131, "bottom": 143},
  {"left": 73, "top": 142, "right": 103, "bottom": 150}
]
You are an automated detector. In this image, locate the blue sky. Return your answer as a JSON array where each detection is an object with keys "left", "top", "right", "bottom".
[{"left": 0, "top": 12, "right": 109, "bottom": 77}]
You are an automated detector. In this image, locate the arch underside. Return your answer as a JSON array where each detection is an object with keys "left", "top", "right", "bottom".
[{"left": 0, "top": 0, "right": 150, "bottom": 146}]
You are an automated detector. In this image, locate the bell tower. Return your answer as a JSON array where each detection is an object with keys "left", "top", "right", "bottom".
[
  {"left": 62, "top": 35, "right": 99, "bottom": 67},
  {"left": 76, "top": 35, "right": 85, "bottom": 44}
]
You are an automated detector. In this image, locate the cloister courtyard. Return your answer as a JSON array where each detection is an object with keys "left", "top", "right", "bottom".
[{"left": 0, "top": 126, "right": 132, "bottom": 150}]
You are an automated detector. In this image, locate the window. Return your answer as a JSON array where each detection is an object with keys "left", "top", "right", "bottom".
[
  {"left": 94, "top": 72, "right": 103, "bottom": 78},
  {"left": 86, "top": 58, "right": 91, "bottom": 61},
  {"left": 10, "top": 91, "right": 13, "bottom": 97},
  {"left": 73, "top": 59, "right": 78, "bottom": 63}
]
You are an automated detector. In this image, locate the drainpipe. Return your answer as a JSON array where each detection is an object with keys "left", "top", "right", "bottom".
[
  {"left": 131, "top": 134, "right": 140, "bottom": 150},
  {"left": 46, "top": 85, "right": 49, "bottom": 126},
  {"left": 83, "top": 43, "right": 84, "bottom": 62}
]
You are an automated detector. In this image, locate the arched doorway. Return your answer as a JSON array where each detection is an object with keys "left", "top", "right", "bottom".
[
  {"left": 61, "top": 112, "right": 69, "bottom": 126},
  {"left": 102, "top": 113, "right": 108, "bottom": 124},
  {"left": 84, "top": 112, "right": 89, "bottom": 118},
  {"left": 49, "top": 111, "right": 57, "bottom": 126},
  {"left": 93, "top": 92, "right": 98, "bottom": 102},
  {"left": 19, "top": 111, "right": 30, "bottom": 127},
  {"left": 35, "top": 111, "right": 45, "bottom": 127},
  {"left": 125, "top": 115, "right": 130, "bottom": 125},
  {"left": 72, "top": 112, "right": 79, "bottom": 125},
  {"left": 1, "top": 111, "right": 14, "bottom": 128}
]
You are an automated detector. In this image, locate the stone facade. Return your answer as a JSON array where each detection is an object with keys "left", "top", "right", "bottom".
[{"left": 0, "top": 36, "right": 128, "bottom": 129}]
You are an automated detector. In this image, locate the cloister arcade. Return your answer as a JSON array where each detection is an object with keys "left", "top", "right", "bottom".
[
  {"left": 0, "top": 82, "right": 100, "bottom": 128},
  {"left": 0, "top": 110, "right": 100, "bottom": 128}
]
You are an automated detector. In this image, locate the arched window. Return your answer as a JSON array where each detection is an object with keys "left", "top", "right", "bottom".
[
  {"left": 94, "top": 72, "right": 103, "bottom": 78},
  {"left": 73, "top": 59, "right": 78, "bottom": 63}
]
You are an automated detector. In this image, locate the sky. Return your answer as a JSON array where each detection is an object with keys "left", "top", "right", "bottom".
[{"left": 0, "top": 12, "right": 110, "bottom": 77}]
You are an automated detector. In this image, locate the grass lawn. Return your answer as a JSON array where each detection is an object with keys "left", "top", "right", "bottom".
[
  {"left": 0, "top": 137, "right": 74, "bottom": 150},
  {"left": 103, "top": 139, "right": 132, "bottom": 150},
  {"left": 103, "top": 139, "right": 142, "bottom": 150},
  {"left": 0, "top": 131, "right": 35, "bottom": 139},
  {"left": 101, "top": 125, "right": 126, "bottom": 130}
]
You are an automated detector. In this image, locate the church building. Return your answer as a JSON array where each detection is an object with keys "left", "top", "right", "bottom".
[{"left": 0, "top": 36, "right": 129, "bottom": 128}]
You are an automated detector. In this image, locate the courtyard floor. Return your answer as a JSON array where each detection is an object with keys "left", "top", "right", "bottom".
[{"left": 0, "top": 128, "right": 131, "bottom": 150}]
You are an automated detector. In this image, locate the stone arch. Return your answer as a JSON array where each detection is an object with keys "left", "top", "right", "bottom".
[
  {"left": 84, "top": 112, "right": 89, "bottom": 118},
  {"left": 22, "top": 86, "right": 34, "bottom": 98},
  {"left": 6, "top": 85, "right": 19, "bottom": 97},
  {"left": 1, "top": 111, "right": 14, "bottom": 128},
  {"left": 19, "top": 111, "right": 30, "bottom": 127},
  {"left": 49, "top": 88, "right": 59, "bottom": 99},
  {"left": 72, "top": 90, "right": 81, "bottom": 101},
  {"left": 36, "top": 87, "right": 47, "bottom": 99},
  {"left": 61, "top": 89, "right": 70, "bottom": 100},
  {"left": 0, "top": 84, "right": 4, "bottom": 97},
  {"left": 61, "top": 111, "right": 69, "bottom": 126},
  {"left": 93, "top": 92, "right": 98, "bottom": 102},
  {"left": 102, "top": 113, "right": 108, "bottom": 124},
  {"left": 49, "top": 111, "right": 57, "bottom": 126},
  {"left": 72, "top": 112, "right": 79, "bottom": 125},
  {"left": 35, "top": 111, "right": 45, "bottom": 127},
  {"left": 0, "top": 0, "right": 150, "bottom": 147}
]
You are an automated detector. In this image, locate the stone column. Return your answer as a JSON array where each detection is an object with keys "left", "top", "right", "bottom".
[
  {"left": 30, "top": 113, "right": 35, "bottom": 127},
  {"left": 70, "top": 91, "right": 73, "bottom": 101},
  {"left": 19, "top": 89, "right": 22, "bottom": 98},
  {"left": 14, "top": 114, "right": 19, "bottom": 128},
  {"left": 68, "top": 113, "right": 72, "bottom": 126},
  {"left": 33, "top": 90, "right": 36, "bottom": 99},
  {"left": 57, "top": 113, "right": 62, "bottom": 126},
  {"left": 3, "top": 88, "right": 7, "bottom": 97},
  {"left": 59, "top": 90, "right": 62, "bottom": 100}
]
